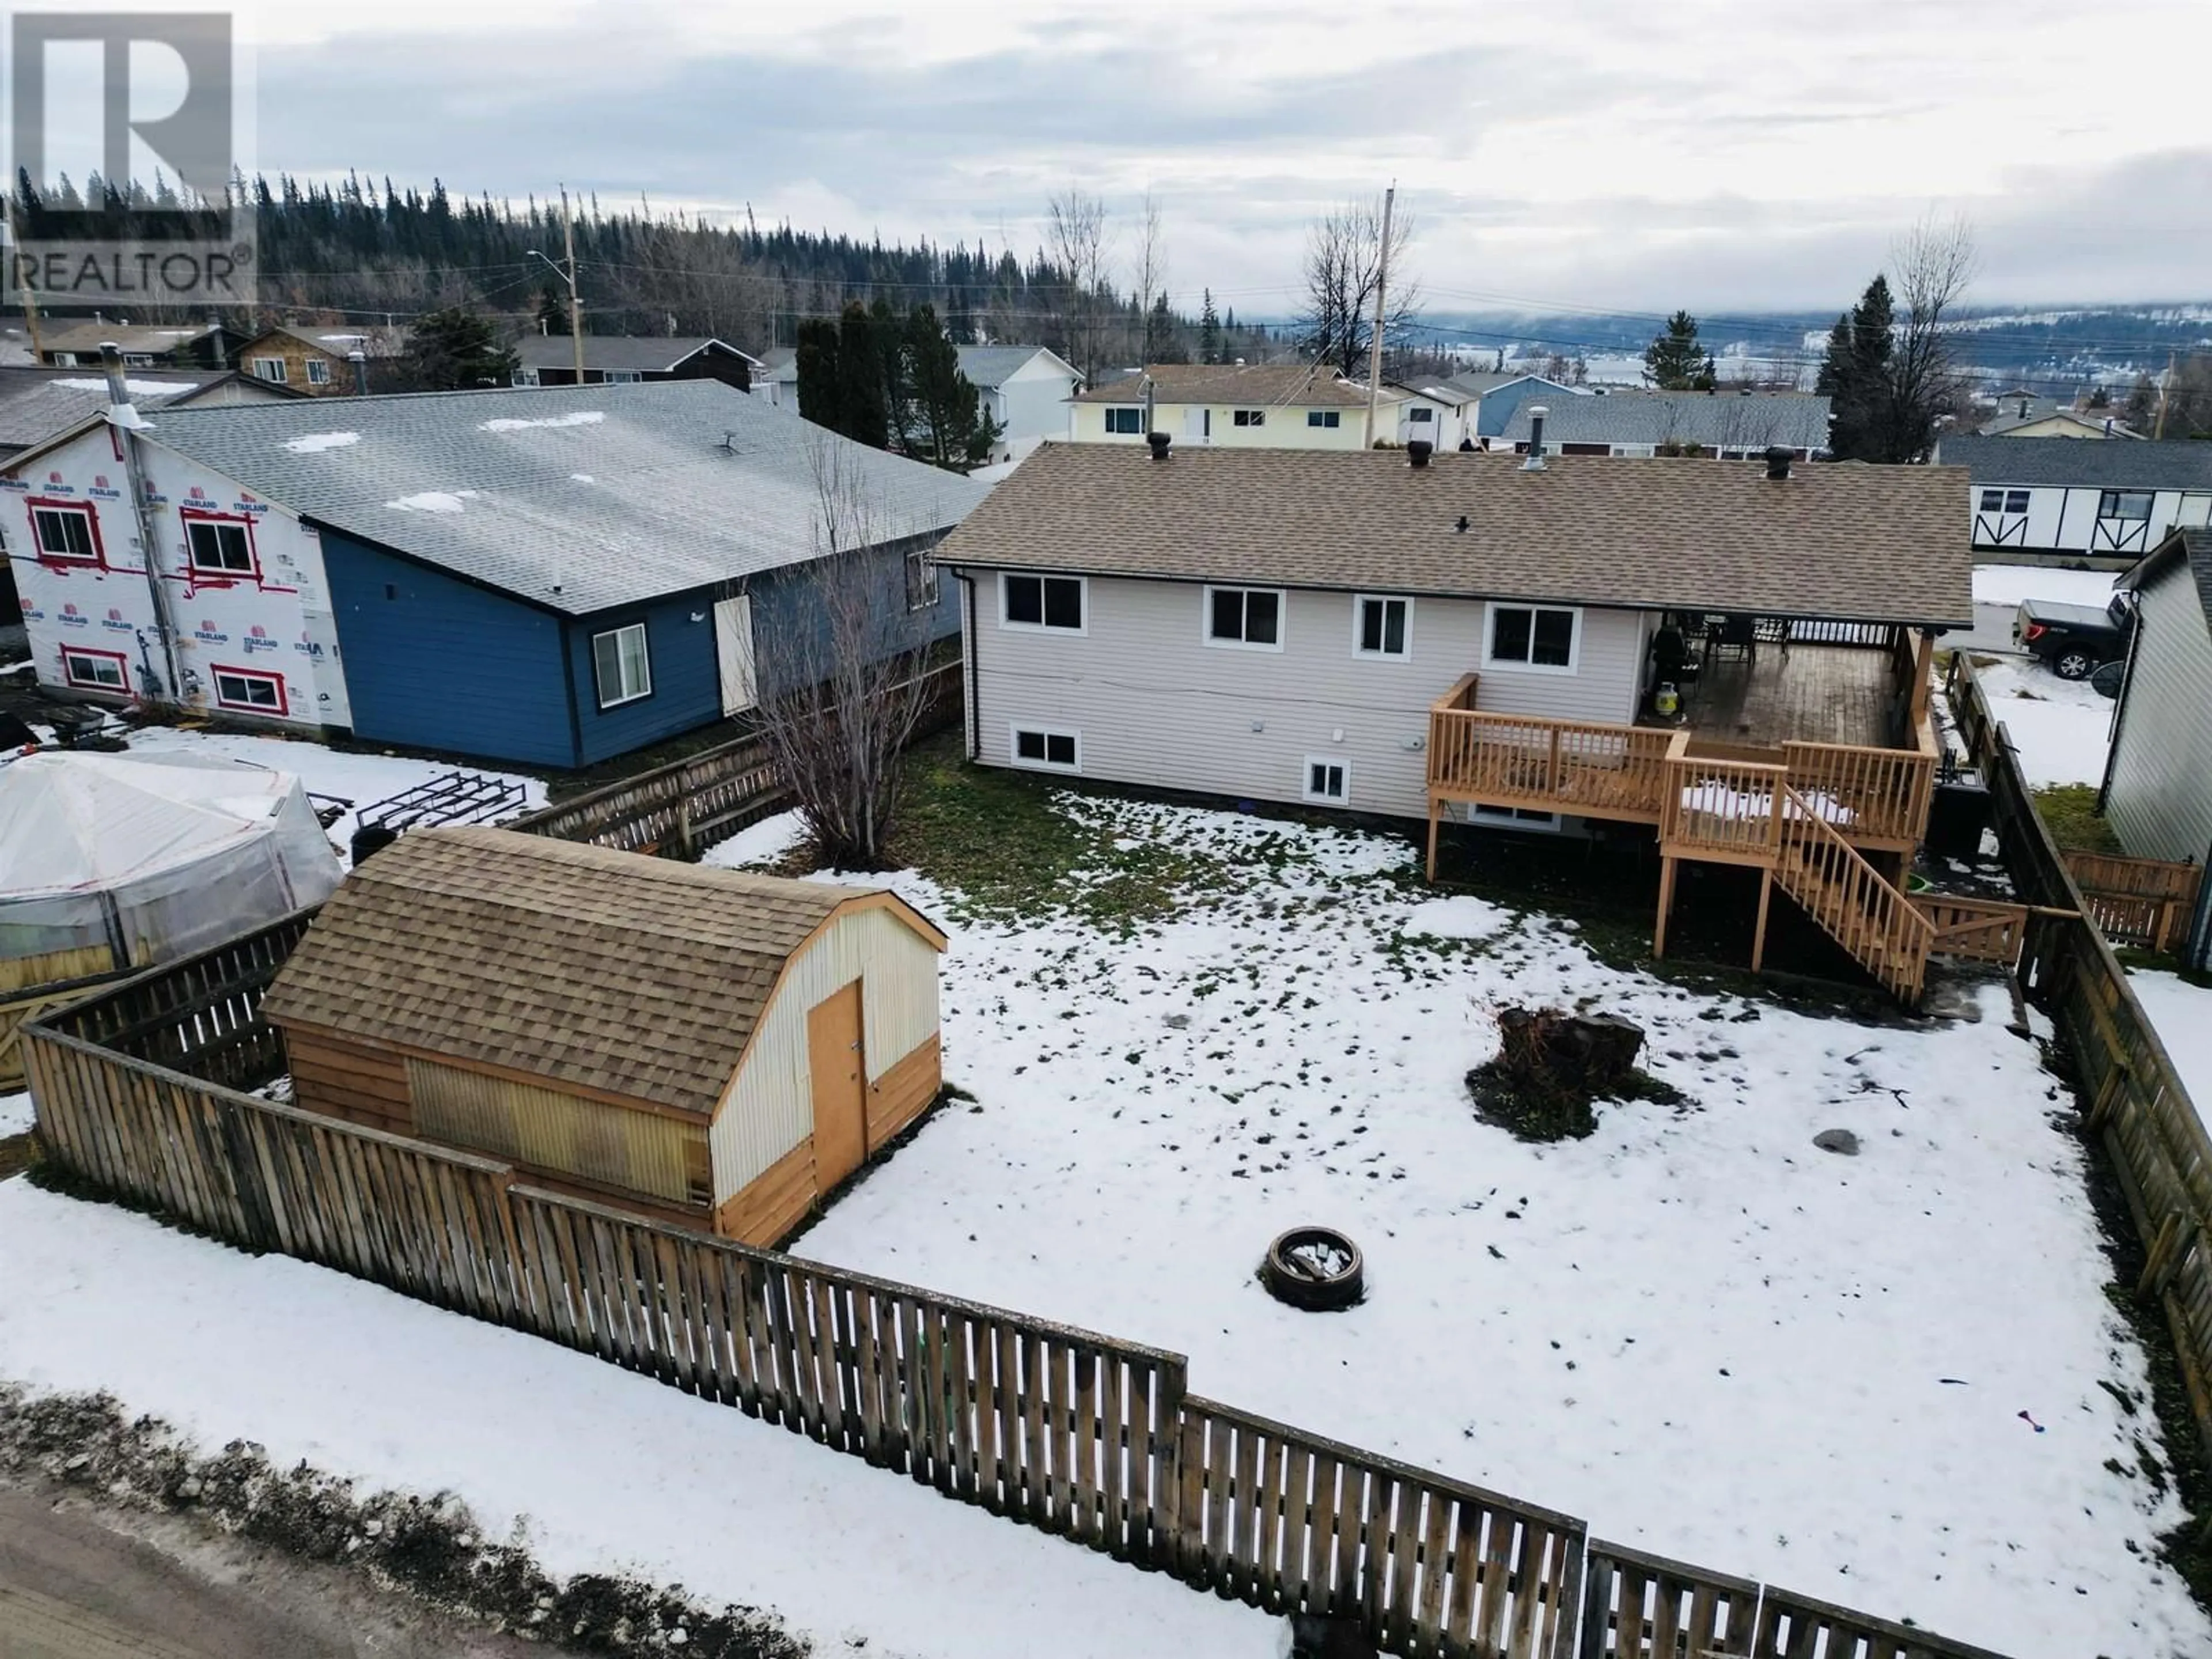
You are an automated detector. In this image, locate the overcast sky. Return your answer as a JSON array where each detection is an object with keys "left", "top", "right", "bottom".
[{"left": 246, "top": 0, "right": 2211, "bottom": 317}]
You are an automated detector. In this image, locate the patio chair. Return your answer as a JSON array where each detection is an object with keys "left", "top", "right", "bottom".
[{"left": 1707, "top": 613, "right": 1758, "bottom": 665}]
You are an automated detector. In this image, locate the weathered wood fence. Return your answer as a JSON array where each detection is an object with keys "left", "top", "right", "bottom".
[
  {"left": 1948, "top": 654, "right": 2212, "bottom": 1479},
  {"left": 507, "top": 657, "right": 964, "bottom": 858},
  {"left": 2059, "top": 850, "right": 2203, "bottom": 955},
  {"left": 17, "top": 923, "right": 2010, "bottom": 1659}
]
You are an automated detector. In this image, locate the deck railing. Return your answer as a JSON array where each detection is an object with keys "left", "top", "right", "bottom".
[
  {"left": 1772, "top": 787, "right": 1937, "bottom": 1003},
  {"left": 1427, "top": 677, "right": 1678, "bottom": 825},
  {"left": 1779, "top": 733, "right": 1937, "bottom": 847},
  {"left": 1660, "top": 755, "right": 1790, "bottom": 862}
]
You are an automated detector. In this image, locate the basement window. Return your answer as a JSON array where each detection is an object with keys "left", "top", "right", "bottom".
[
  {"left": 1206, "top": 585, "right": 1283, "bottom": 650},
  {"left": 1304, "top": 757, "right": 1349, "bottom": 803},
  {"left": 591, "top": 622, "right": 653, "bottom": 707},
  {"left": 211, "top": 664, "right": 287, "bottom": 715},
  {"left": 31, "top": 502, "right": 100, "bottom": 565},
  {"left": 60, "top": 646, "right": 128, "bottom": 691},
  {"left": 1010, "top": 724, "right": 1080, "bottom": 771},
  {"left": 1104, "top": 407, "right": 1143, "bottom": 435},
  {"left": 1001, "top": 572, "right": 1085, "bottom": 632},
  {"left": 1487, "top": 605, "right": 1578, "bottom": 673}
]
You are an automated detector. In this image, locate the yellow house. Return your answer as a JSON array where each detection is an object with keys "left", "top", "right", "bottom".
[{"left": 1069, "top": 363, "right": 1399, "bottom": 450}]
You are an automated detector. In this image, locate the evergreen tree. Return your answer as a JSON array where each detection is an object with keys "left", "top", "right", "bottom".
[
  {"left": 534, "top": 285, "right": 569, "bottom": 335},
  {"left": 835, "top": 300, "right": 889, "bottom": 449},
  {"left": 1642, "top": 310, "right": 1707, "bottom": 390},
  {"left": 1199, "top": 289, "right": 1222, "bottom": 365},
  {"left": 794, "top": 316, "right": 840, "bottom": 429},
  {"left": 392, "top": 307, "right": 517, "bottom": 391},
  {"left": 1817, "top": 276, "right": 1895, "bottom": 461},
  {"left": 902, "top": 304, "right": 1002, "bottom": 472}
]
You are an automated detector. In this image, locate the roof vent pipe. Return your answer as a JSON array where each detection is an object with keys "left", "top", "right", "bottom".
[
  {"left": 1407, "top": 438, "right": 1433, "bottom": 469},
  {"left": 98, "top": 341, "right": 131, "bottom": 407},
  {"left": 1521, "top": 406, "right": 1548, "bottom": 472},
  {"left": 349, "top": 349, "right": 369, "bottom": 395},
  {"left": 1147, "top": 430, "right": 1171, "bottom": 462},
  {"left": 1764, "top": 446, "right": 1793, "bottom": 481}
]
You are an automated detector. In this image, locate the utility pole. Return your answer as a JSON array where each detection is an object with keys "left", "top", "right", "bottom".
[
  {"left": 1363, "top": 185, "right": 1396, "bottom": 449},
  {"left": 5, "top": 194, "right": 43, "bottom": 358},
  {"left": 2155, "top": 348, "right": 2176, "bottom": 440},
  {"left": 562, "top": 184, "right": 585, "bottom": 381}
]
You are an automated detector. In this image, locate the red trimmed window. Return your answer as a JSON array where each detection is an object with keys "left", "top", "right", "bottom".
[
  {"left": 60, "top": 646, "right": 130, "bottom": 692},
  {"left": 181, "top": 511, "right": 259, "bottom": 580},
  {"left": 28, "top": 500, "right": 103, "bottom": 567},
  {"left": 210, "top": 664, "right": 288, "bottom": 715}
]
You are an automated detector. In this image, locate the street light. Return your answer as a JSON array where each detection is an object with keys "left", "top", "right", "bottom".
[{"left": 528, "top": 184, "right": 586, "bottom": 383}]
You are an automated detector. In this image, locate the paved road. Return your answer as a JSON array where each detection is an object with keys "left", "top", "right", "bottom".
[{"left": 0, "top": 1482, "right": 537, "bottom": 1659}]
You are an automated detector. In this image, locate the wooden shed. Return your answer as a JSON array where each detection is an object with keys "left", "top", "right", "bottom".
[{"left": 260, "top": 827, "right": 946, "bottom": 1244}]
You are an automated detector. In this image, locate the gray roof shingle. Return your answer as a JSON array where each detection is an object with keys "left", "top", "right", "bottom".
[
  {"left": 955, "top": 346, "right": 1070, "bottom": 388},
  {"left": 1934, "top": 435, "right": 2212, "bottom": 490},
  {"left": 0, "top": 366, "right": 212, "bottom": 452},
  {"left": 511, "top": 335, "right": 757, "bottom": 373},
  {"left": 1499, "top": 391, "right": 1832, "bottom": 452},
  {"left": 937, "top": 442, "right": 1972, "bottom": 627},
  {"left": 129, "top": 381, "right": 992, "bottom": 616}
]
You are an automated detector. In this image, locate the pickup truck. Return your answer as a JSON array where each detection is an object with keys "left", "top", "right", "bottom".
[{"left": 2015, "top": 592, "right": 2134, "bottom": 680}]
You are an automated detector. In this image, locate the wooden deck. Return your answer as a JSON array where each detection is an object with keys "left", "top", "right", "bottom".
[{"left": 1650, "top": 643, "right": 1903, "bottom": 753}]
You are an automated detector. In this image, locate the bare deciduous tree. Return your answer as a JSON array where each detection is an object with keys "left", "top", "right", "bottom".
[
  {"left": 1135, "top": 191, "right": 1171, "bottom": 362},
  {"left": 1884, "top": 214, "right": 1978, "bottom": 461},
  {"left": 1046, "top": 187, "right": 1113, "bottom": 383},
  {"left": 752, "top": 436, "right": 941, "bottom": 869},
  {"left": 1296, "top": 194, "right": 1421, "bottom": 380}
]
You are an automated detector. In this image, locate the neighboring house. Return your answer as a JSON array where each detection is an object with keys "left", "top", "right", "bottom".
[
  {"left": 1069, "top": 362, "right": 1397, "bottom": 449},
  {"left": 6, "top": 379, "right": 988, "bottom": 768},
  {"left": 262, "top": 827, "right": 947, "bottom": 1242},
  {"left": 2101, "top": 531, "right": 2212, "bottom": 880},
  {"left": 955, "top": 346, "right": 1083, "bottom": 463},
  {"left": 756, "top": 346, "right": 798, "bottom": 406},
  {"left": 1934, "top": 435, "right": 2212, "bottom": 557},
  {"left": 938, "top": 437, "right": 1971, "bottom": 999},
  {"left": 0, "top": 367, "right": 297, "bottom": 460},
  {"left": 35, "top": 320, "right": 250, "bottom": 371},
  {"left": 1976, "top": 393, "right": 2135, "bottom": 440},
  {"left": 236, "top": 324, "right": 408, "bottom": 394},
  {"left": 1469, "top": 375, "right": 1581, "bottom": 446},
  {"left": 510, "top": 335, "right": 763, "bottom": 389},
  {"left": 1497, "top": 390, "right": 1832, "bottom": 459}
]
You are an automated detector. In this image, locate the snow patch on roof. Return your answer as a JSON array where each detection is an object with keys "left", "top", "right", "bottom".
[
  {"left": 569, "top": 472, "right": 594, "bottom": 483},
  {"left": 282, "top": 431, "right": 361, "bottom": 454},
  {"left": 479, "top": 410, "right": 605, "bottom": 433},
  {"left": 386, "top": 490, "right": 483, "bottom": 513},
  {"left": 51, "top": 377, "right": 199, "bottom": 396}
]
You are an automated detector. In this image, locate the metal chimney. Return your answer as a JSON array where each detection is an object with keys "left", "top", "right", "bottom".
[
  {"left": 1147, "top": 431, "right": 1172, "bottom": 462},
  {"left": 1521, "top": 406, "right": 1549, "bottom": 471},
  {"left": 1764, "top": 446, "right": 1793, "bottom": 481},
  {"left": 349, "top": 349, "right": 369, "bottom": 395},
  {"left": 1407, "top": 439, "right": 1433, "bottom": 469},
  {"left": 98, "top": 340, "right": 130, "bottom": 406}
]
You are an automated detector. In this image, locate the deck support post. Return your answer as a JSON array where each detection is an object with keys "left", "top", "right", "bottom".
[
  {"left": 1653, "top": 855, "right": 1678, "bottom": 959},
  {"left": 1751, "top": 868, "right": 1773, "bottom": 973},
  {"left": 1425, "top": 798, "right": 1441, "bottom": 882}
]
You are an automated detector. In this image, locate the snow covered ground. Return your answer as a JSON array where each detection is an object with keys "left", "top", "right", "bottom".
[
  {"left": 759, "top": 796, "right": 2201, "bottom": 1659},
  {"left": 1969, "top": 657, "right": 2115, "bottom": 787},
  {"left": 2127, "top": 972, "right": 2212, "bottom": 1110},
  {"left": 1972, "top": 565, "right": 2122, "bottom": 610},
  {"left": 116, "top": 728, "right": 546, "bottom": 863},
  {"left": 0, "top": 1182, "right": 1275, "bottom": 1659}
]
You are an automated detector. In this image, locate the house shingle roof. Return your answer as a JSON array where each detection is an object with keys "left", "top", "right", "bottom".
[
  {"left": 0, "top": 366, "right": 211, "bottom": 452},
  {"left": 1072, "top": 362, "right": 1378, "bottom": 408},
  {"left": 510, "top": 335, "right": 757, "bottom": 373},
  {"left": 1934, "top": 435, "right": 2212, "bottom": 490},
  {"left": 955, "top": 346, "right": 1071, "bottom": 388},
  {"left": 262, "top": 827, "right": 939, "bottom": 1119},
  {"left": 938, "top": 442, "right": 1973, "bottom": 627},
  {"left": 94, "top": 380, "right": 990, "bottom": 616},
  {"left": 1498, "top": 391, "right": 1833, "bottom": 453},
  {"left": 2120, "top": 528, "right": 2212, "bottom": 628},
  {"left": 39, "top": 320, "right": 230, "bottom": 357}
]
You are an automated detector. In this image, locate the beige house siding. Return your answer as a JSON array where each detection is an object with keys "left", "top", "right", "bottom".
[
  {"left": 1068, "top": 400, "right": 1380, "bottom": 450},
  {"left": 709, "top": 905, "right": 942, "bottom": 1203},
  {"left": 968, "top": 573, "right": 1646, "bottom": 821},
  {"left": 2105, "top": 570, "right": 2212, "bottom": 863}
]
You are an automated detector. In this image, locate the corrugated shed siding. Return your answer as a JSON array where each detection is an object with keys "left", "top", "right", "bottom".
[
  {"left": 2106, "top": 570, "right": 2212, "bottom": 863},
  {"left": 969, "top": 575, "right": 1645, "bottom": 820},
  {"left": 710, "top": 906, "right": 942, "bottom": 1202},
  {"left": 409, "top": 1058, "right": 707, "bottom": 1205}
]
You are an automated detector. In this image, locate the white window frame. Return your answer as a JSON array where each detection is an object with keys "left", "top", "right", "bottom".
[
  {"left": 1353, "top": 594, "right": 1413, "bottom": 660},
  {"left": 1232, "top": 408, "right": 1266, "bottom": 427},
  {"left": 1103, "top": 406, "right": 1143, "bottom": 435},
  {"left": 1408, "top": 406, "right": 1434, "bottom": 423},
  {"left": 184, "top": 517, "right": 256, "bottom": 577},
  {"left": 31, "top": 503, "right": 99, "bottom": 563},
  {"left": 600, "top": 369, "right": 644, "bottom": 385},
  {"left": 59, "top": 646, "right": 128, "bottom": 691},
  {"left": 998, "top": 571, "right": 1087, "bottom": 635},
  {"left": 250, "top": 356, "right": 287, "bottom": 384},
  {"left": 1302, "top": 755, "right": 1349, "bottom": 804},
  {"left": 905, "top": 547, "right": 940, "bottom": 611},
  {"left": 122, "top": 353, "right": 155, "bottom": 368},
  {"left": 1203, "top": 584, "right": 1286, "bottom": 653},
  {"left": 591, "top": 621, "right": 653, "bottom": 708},
  {"left": 2098, "top": 489, "right": 2154, "bottom": 521},
  {"left": 305, "top": 358, "right": 332, "bottom": 385},
  {"left": 1307, "top": 410, "right": 1341, "bottom": 429},
  {"left": 512, "top": 366, "right": 542, "bottom": 387},
  {"left": 1469, "top": 802, "right": 1562, "bottom": 832},
  {"left": 51, "top": 351, "right": 78, "bottom": 366},
  {"left": 1008, "top": 722, "right": 1081, "bottom": 772},
  {"left": 1484, "top": 603, "right": 1581, "bottom": 675},
  {"left": 210, "top": 664, "right": 287, "bottom": 714}
]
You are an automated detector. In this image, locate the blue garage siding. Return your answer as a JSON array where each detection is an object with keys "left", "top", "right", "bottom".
[
  {"left": 319, "top": 529, "right": 578, "bottom": 767},
  {"left": 565, "top": 590, "right": 725, "bottom": 765}
]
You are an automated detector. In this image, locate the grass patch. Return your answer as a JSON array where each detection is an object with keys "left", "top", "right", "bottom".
[
  {"left": 1465, "top": 1060, "right": 1688, "bottom": 1142},
  {"left": 0, "top": 1130, "right": 39, "bottom": 1183},
  {"left": 2033, "top": 783, "right": 2124, "bottom": 855}
]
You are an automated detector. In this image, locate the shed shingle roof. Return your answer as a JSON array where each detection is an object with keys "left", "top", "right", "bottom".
[
  {"left": 1934, "top": 435, "right": 2212, "bottom": 490},
  {"left": 938, "top": 442, "right": 1973, "bottom": 627},
  {"left": 1498, "top": 391, "right": 1832, "bottom": 453},
  {"left": 86, "top": 380, "right": 991, "bottom": 616},
  {"left": 1073, "top": 363, "right": 1378, "bottom": 408},
  {"left": 262, "top": 827, "right": 941, "bottom": 1119}
]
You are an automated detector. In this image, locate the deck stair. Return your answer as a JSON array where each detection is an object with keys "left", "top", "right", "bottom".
[{"left": 1769, "top": 786, "right": 1937, "bottom": 1002}]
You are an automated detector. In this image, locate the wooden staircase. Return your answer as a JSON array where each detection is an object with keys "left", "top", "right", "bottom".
[{"left": 1770, "top": 786, "right": 1937, "bottom": 1002}]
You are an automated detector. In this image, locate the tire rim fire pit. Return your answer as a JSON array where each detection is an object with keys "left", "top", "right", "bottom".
[{"left": 1262, "top": 1226, "right": 1365, "bottom": 1312}]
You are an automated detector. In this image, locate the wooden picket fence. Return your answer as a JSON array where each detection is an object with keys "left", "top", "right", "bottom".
[
  {"left": 15, "top": 918, "right": 2018, "bottom": 1659},
  {"left": 2061, "top": 850, "right": 2203, "bottom": 955},
  {"left": 508, "top": 656, "right": 964, "bottom": 858},
  {"left": 1948, "top": 656, "right": 2212, "bottom": 1480}
]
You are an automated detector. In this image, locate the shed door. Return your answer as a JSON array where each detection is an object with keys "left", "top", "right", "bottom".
[
  {"left": 807, "top": 980, "right": 867, "bottom": 1190},
  {"left": 714, "top": 594, "right": 757, "bottom": 716}
]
